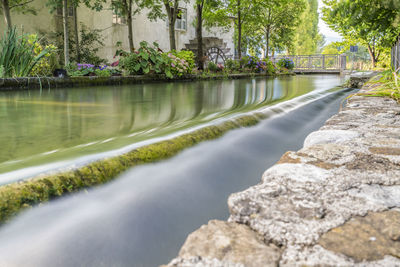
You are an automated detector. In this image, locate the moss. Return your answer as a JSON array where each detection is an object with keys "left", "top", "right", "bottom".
[{"left": 0, "top": 114, "right": 263, "bottom": 224}]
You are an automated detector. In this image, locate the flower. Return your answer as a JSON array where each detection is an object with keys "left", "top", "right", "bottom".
[{"left": 171, "top": 63, "right": 176, "bottom": 67}]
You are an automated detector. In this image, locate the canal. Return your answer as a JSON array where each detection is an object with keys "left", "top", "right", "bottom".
[{"left": 0, "top": 75, "right": 353, "bottom": 266}]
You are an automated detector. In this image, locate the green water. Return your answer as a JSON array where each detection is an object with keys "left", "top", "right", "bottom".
[{"left": 0, "top": 75, "right": 336, "bottom": 175}]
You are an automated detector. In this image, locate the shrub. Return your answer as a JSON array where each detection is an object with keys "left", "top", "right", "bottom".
[
  {"left": 66, "top": 63, "right": 115, "bottom": 77},
  {"left": 277, "top": 58, "right": 294, "bottom": 70},
  {"left": 165, "top": 53, "right": 191, "bottom": 77},
  {"left": 225, "top": 59, "right": 240, "bottom": 72},
  {"left": 262, "top": 58, "right": 276, "bottom": 74},
  {"left": 171, "top": 50, "right": 195, "bottom": 73},
  {"left": 0, "top": 65, "right": 4, "bottom": 78},
  {"left": 28, "top": 34, "right": 58, "bottom": 76},
  {"left": 207, "top": 61, "right": 218, "bottom": 72},
  {"left": 0, "top": 27, "right": 54, "bottom": 77},
  {"left": 119, "top": 41, "right": 173, "bottom": 78},
  {"left": 49, "top": 24, "right": 106, "bottom": 66}
]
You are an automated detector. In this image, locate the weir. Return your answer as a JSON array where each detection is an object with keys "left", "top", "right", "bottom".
[{"left": 0, "top": 75, "right": 356, "bottom": 266}]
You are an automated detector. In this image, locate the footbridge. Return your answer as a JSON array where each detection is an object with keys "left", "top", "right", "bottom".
[{"left": 271, "top": 54, "right": 347, "bottom": 74}]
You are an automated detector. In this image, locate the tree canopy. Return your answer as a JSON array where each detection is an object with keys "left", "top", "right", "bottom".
[{"left": 322, "top": 0, "right": 400, "bottom": 66}]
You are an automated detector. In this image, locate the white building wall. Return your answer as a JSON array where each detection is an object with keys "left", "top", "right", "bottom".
[{"left": 1, "top": 0, "right": 235, "bottom": 63}]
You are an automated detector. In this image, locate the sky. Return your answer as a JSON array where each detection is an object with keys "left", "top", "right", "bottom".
[{"left": 318, "top": 0, "right": 342, "bottom": 44}]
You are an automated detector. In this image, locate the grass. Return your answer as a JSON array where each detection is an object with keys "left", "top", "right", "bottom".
[{"left": 358, "top": 70, "right": 400, "bottom": 103}]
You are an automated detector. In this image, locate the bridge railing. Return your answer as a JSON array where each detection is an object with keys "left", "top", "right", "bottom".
[{"left": 270, "top": 54, "right": 346, "bottom": 71}]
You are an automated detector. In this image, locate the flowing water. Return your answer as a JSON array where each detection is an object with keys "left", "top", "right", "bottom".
[{"left": 0, "top": 75, "right": 354, "bottom": 266}]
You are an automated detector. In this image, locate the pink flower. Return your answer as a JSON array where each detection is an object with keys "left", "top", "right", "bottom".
[
  {"left": 111, "top": 60, "right": 119, "bottom": 67},
  {"left": 171, "top": 63, "right": 175, "bottom": 67}
]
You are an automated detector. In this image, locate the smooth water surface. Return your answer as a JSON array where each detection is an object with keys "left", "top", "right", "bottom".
[
  {"left": 0, "top": 75, "right": 354, "bottom": 267},
  {"left": 0, "top": 75, "right": 339, "bottom": 181}
]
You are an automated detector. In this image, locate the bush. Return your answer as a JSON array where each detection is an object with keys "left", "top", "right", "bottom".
[
  {"left": 66, "top": 63, "right": 116, "bottom": 77},
  {"left": 119, "top": 41, "right": 173, "bottom": 77},
  {"left": 171, "top": 50, "right": 195, "bottom": 73},
  {"left": 28, "top": 34, "right": 58, "bottom": 76},
  {"left": 0, "top": 27, "right": 55, "bottom": 77},
  {"left": 262, "top": 58, "right": 276, "bottom": 74},
  {"left": 49, "top": 24, "right": 106, "bottom": 66},
  {"left": 225, "top": 59, "right": 240, "bottom": 72},
  {"left": 277, "top": 58, "right": 294, "bottom": 70},
  {"left": 207, "top": 61, "right": 217, "bottom": 72},
  {"left": 165, "top": 53, "right": 191, "bottom": 77},
  {"left": 0, "top": 65, "right": 4, "bottom": 78}
]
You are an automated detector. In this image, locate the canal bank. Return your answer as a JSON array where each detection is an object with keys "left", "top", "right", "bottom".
[
  {"left": 0, "top": 73, "right": 285, "bottom": 91},
  {"left": 165, "top": 76, "right": 400, "bottom": 266}
]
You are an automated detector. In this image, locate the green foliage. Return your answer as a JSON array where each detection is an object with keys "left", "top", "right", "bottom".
[
  {"left": 77, "top": 24, "right": 106, "bottom": 65},
  {"left": 207, "top": 61, "right": 221, "bottom": 72},
  {"left": 359, "top": 70, "right": 400, "bottom": 102},
  {"left": 165, "top": 53, "right": 192, "bottom": 76},
  {"left": 170, "top": 50, "right": 195, "bottom": 73},
  {"left": 322, "top": 0, "right": 400, "bottom": 66},
  {"left": 94, "top": 68, "right": 112, "bottom": 77},
  {"left": 225, "top": 59, "right": 240, "bottom": 72},
  {"left": 0, "top": 65, "right": 4, "bottom": 78},
  {"left": 28, "top": 34, "right": 58, "bottom": 76},
  {"left": 119, "top": 41, "right": 174, "bottom": 78},
  {"left": 243, "top": 0, "right": 306, "bottom": 56},
  {"left": 0, "top": 28, "right": 54, "bottom": 77},
  {"left": 292, "top": 0, "right": 321, "bottom": 55},
  {"left": 277, "top": 58, "right": 294, "bottom": 70},
  {"left": 51, "top": 24, "right": 106, "bottom": 66}
]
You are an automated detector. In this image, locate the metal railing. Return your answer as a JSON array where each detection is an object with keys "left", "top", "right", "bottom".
[
  {"left": 271, "top": 54, "right": 347, "bottom": 71},
  {"left": 392, "top": 34, "right": 400, "bottom": 72}
]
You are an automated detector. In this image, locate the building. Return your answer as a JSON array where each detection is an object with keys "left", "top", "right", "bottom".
[{"left": 1, "top": 0, "right": 235, "bottom": 63}]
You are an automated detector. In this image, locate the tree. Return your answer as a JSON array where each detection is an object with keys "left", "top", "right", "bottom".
[
  {"left": 146, "top": 0, "right": 188, "bottom": 51},
  {"left": 111, "top": 0, "right": 151, "bottom": 52},
  {"left": 322, "top": 0, "right": 400, "bottom": 67},
  {"left": 251, "top": 0, "right": 305, "bottom": 57},
  {"left": 1, "top": 0, "right": 36, "bottom": 29},
  {"left": 47, "top": 0, "right": 105, "bottom": 64},
  {"left": 193, "top": 0, "right": 224, "bottom": 68},
  {"left": 293, "top": 0, "right": 322, "bottom": 55}
]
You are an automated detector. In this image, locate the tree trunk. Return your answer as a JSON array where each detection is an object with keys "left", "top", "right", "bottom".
[
  {"left": 367, "top": 44, "right": 376, "bottom": 67},
  {"left": 127, "top": 4, "right": 134, "bottom": 51},
  {"left": 168, "top": 18, "right": 176, "bottom": 50},
  {"left": 165, "top": 0, "right": 178, "bottom": 51},
  {"left": 237, "top": 0, "right": 242, "bottom": 59},
  {"left": 2, "top": 0, "right": 12, "bottom": 30},
  {"left": 265, "top": 26, "right": 270, "bottom": 58},
  {"left": 73, "top": 6, "right": 80, "bottom": 62},
  {"left": 63, "top": 0, "right": 70, "bottom": 65},
  {"left": 196, "top": 3, "right": 204, "bottom": 70}
]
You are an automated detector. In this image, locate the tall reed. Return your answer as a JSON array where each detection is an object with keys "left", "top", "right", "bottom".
[{"left": 0, "top": 28, "right": 49, "bottom": 78}]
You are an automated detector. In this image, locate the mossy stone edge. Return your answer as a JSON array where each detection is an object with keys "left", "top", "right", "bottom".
[
  {"left": 0, "top": 73, "right": 276, "bottom": 91},
  {"left": 0, "top": 115, "right": 260, "bottom": 224}
]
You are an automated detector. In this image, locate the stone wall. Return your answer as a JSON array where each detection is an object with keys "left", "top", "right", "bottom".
[{"left": 165, "top": 81, "right": 400, "bottom": 266}]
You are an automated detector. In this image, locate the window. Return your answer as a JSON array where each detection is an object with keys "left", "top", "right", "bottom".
[
  {"left": 167, "top": 8, "right": 187, "bottom": 31},
  {"left": 113, "top": 13, "right": 126, "bottom": 25},
  {"left": 176, "top": 8, "right": 187, "bottom": 30},
  {"left": 56, "top": 6, "right": 74, "bottom": 17}
]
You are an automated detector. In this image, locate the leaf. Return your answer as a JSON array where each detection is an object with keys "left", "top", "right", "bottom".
[{"left": 143, "top": 67, "right": 150, "bottom": 74}]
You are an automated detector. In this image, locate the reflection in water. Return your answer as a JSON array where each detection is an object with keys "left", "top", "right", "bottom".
[{"left": 0, "top": 75, "right": 333, "bottom": 176}]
